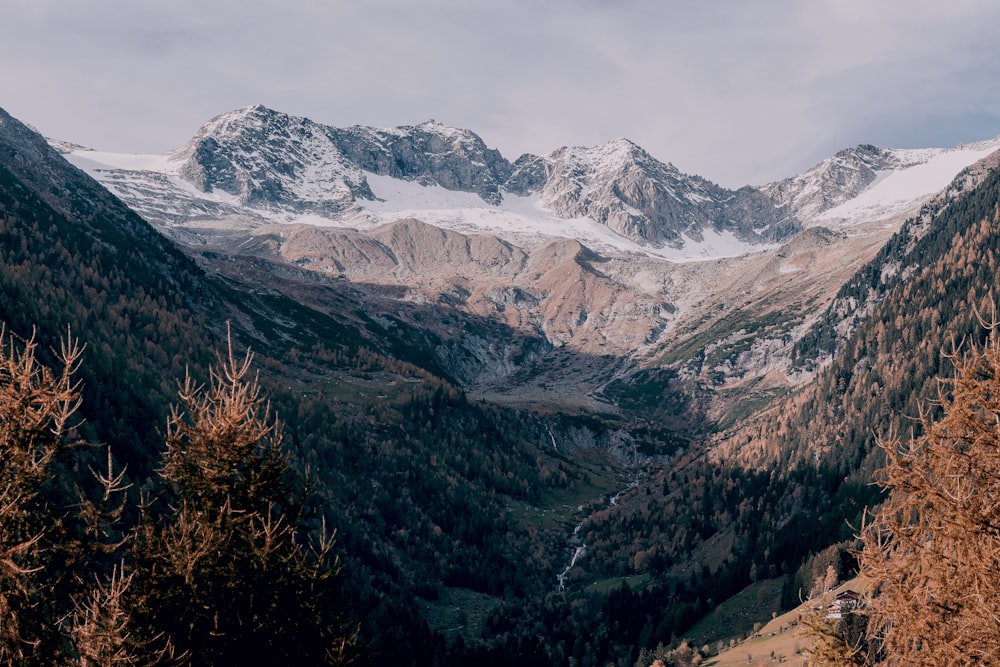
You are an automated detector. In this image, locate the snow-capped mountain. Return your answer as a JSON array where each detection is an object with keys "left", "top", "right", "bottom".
[
  {"left": 761, "top": 139, "right": 1000, "bottom": 225},
  {"left": 507, "top": 140, "right": 797, "bottom": 247},
  {"left": 57, "top": 105, "right": 797, "bottom": 260},
  {"left": 177, "top": 105, "right": 373, "bottom": 216},
  {"left": 178, "top": 105, "right": 515, "bottom": 212}
]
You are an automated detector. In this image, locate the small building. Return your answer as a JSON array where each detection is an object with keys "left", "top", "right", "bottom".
[{"left": 826, "top": 589, "right": 861, "bottom": 619}]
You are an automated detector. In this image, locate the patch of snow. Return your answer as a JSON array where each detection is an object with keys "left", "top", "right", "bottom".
[
  {"left": 818, "top": 140, "right": 1000, "bottom": 224},
  {"left": 63, "top": 148, "right": 181, "bottom": 173},
  {"left": 364, "top": 173, "right": 489, "bottom": 212},
  {"left": 357, "top": 174, "right": 769, "bottom": 263},
  {"left": 778, "top": 262, "right": 805, "bottom": 274},
  {"left": 165, "top": 174, "right": 241, "bottom": 204}
]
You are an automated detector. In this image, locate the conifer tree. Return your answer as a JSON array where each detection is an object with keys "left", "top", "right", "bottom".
[
  {"left": 130, "top": 333, "right": 357, "bottom": 665},
  {"left": 0, "top": 327, "right": 128, "bottom": 665},
  {"left": 860, "top": 324, "right": 1000, "bottom": 663},
  {"left": 0, "top": 326, "right": 83, "bottom": 664}
]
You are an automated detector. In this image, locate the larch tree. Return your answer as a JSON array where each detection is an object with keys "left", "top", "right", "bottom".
[
  {"left": 0, "top": 327, "right": 128, "bottom": 665},
  {"left": 860, "top": 324, "right": 1000, "bottom": 664},
  {"left": 129, "top": 333, "right": 358, "bottom": 665},
  {"left": 0, "top": 326, "right": 83, "bottom": 664}
]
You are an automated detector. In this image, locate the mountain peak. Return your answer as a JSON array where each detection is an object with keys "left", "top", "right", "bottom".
[
  {"left": 762, "top": 137, "right": 1000, "bottom": 224},
  {"left": 392, "top": 119, "right": 497, "bottom": 156},
  {"left": 603, "top": 137, "right": 643, "bottom": 154},
  {"left": 591, "top": 138, "right": 647, "bottom": 166},
  {"left": 177, "top": 105, "right": 367, "bottom": 214},
  {"left": 509, "top": 136, "right": 795, "bottom": 248},
  {"left": 414, "top": 118, "right": 444, "bottom": 128},
  {"left": 332, "top": 119, "right": 512, "bottom": 205},
  {"left": 594, "top": 138, "right": 671, "bottom": 173},
  {"left": 190, "top": 105, "right": 306, "bottom": 143},
  {"left": 204, "top": 103, "right": 269, "bottom": 124}
]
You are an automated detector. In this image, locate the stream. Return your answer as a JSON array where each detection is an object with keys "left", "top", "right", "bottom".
[
  {"left": 555, "top": 471, "right": 641, "bottom": 591},
  {"left": 556, "top": 524, "right": 587, "bottom": 591}
]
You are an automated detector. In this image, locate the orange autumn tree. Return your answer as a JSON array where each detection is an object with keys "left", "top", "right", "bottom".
[
  {"left": 0, "top": 327, "right": 84, "bottom": 664},
  {"left": 860, "top": 324, "right": 1000, "bottom": 663},
  {"left": 129, "top": 333, "right": 358, "bottom": 665},
  {"left": 0, "top": 327, "right": 131, "bottom": 665}
]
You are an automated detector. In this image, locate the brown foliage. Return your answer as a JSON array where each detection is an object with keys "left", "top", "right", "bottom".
[
  {"left": 860, "top": 324, "right": 1000, "bottom": 664},
  {"left": 71, "top": 564, "right": 137, "bottom": 667},
  {"left": 0, "top": 326, "right": 84, "bottom": 664},
  {"left": 130, "top": 332, "right": 358, "bottom": 665},
  {"left": 800, "top": 596, "right": 869, "bottom": 666},
  {"left": 0, "top": 321, "right": 358, "bottom": 664},
  {"left": 0, "top": 327, "right": 134, "bottom": 664}
]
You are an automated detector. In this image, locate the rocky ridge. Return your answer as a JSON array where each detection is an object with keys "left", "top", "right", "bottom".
[
  {"left": 760, "top": 144, "right": 903, "bottom": 221},
  {"left": 59, "top": 104, "right": 797, "bottom": 250},
  {"left": 760, "top": 139, "right": 1000, "bottom": 223},
  {"left": 508, "top": 140, "right": 798, "bottom": 247}
]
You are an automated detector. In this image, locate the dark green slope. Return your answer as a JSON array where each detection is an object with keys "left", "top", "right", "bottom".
[
  {"left": 0, "top": 107, "right": 625, "bottom": 664},
  {"left": 702, "top": 156, "right": 1000, "bottom": 610},
  {"left": 0, "top": 107, "right": 221, "bottom": 474},
  {"left": 504, "top": 158, "right": 1000, "bottom": 660}
]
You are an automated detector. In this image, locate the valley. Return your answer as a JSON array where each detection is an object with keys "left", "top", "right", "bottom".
[
  {"left": 4, "top": 100, "right": 1000, "bottom": 664},
  {"left": 57, "top": 105, "right": 1000, "bottom": 421}
]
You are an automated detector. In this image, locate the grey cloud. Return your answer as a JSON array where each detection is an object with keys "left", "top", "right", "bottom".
[{"left": 2, "top": 0, "right": 1000, "bottom": 186}]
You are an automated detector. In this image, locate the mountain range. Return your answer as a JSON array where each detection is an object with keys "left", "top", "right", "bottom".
[
  {"left": 61, "top": 105, "right": 796, "bottom": 248},
  {"left": 54, "top": 105, "right": 1000, "bottom": 420},
  {"left": 6, "top": 101, "right": 1000, "bottom": 663}
]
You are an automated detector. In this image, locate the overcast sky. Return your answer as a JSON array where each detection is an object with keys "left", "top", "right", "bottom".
[{"left": 3, "top": 0, "right": 1000, "bottom": 187}]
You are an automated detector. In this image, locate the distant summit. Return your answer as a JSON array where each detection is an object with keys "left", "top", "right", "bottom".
[
  {"left": 507, "top": 138, "right": 797, "bottom": 247},
  {"left": 760, "top": 139, "right": 1000, "bottom": 224}
]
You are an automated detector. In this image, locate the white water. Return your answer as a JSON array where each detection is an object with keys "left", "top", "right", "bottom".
[
  {"left": 546, "top": 426, "right": 560, "bottom": 453},
  {"left": 556, "top": 524, "right": 586, "bottom": 591},
  {"left": 555, "top": 470, "right": 642, "bottom": 591}
]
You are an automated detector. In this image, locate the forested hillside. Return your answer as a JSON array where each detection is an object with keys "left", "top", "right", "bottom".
[
  {"left": 7, "top": 97, "right": 1000, "bottom": 665},
  {"left": 722, "top": 154, "right": 1000, "bottom": 474},
  {"left": 494, "top": 149, "right": 1000, "bottom": 663},
  {"left": 706, "top": 146, "right": 1000, "bottom": 613},
  {"left": 0, "top": 106, "right": 614, "bottom": 664},
  {"left": 0, "top": 108, "right": 220, "bottom": 478}
]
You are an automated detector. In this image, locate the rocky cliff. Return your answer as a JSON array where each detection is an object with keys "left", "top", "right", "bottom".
[{"left": 508, "top": 139, "right": 798, "bottom": 247}]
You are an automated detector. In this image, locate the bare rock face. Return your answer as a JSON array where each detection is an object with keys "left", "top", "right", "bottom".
[
  {"left": 246, "top": 220, "right": 677, "bottom": 360},
  {"left": 225, "top": 218, "right": 685, "bottom": 405},
  {"left": 331, "top": 121, "right": 513, "bottom": 205},
  {"left": 178, "top": 105, "right": 374, "bottom": 217}
]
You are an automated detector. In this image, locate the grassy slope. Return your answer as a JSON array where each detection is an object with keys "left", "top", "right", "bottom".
[{"left": 706, "top": 578, "right": 866, "bottom": 667}]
